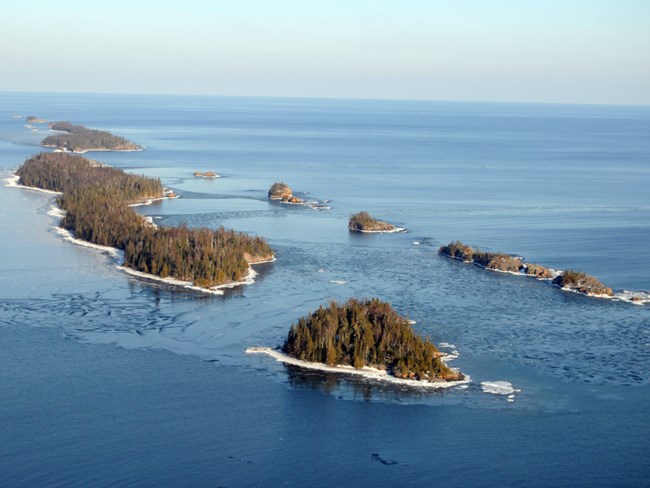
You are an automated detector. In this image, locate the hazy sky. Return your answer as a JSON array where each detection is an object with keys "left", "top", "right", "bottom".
[{"left": 2, "top": 0, "right": 649, "bottom": 104}]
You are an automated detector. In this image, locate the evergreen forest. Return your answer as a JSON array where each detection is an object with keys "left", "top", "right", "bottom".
[
  {"left": 282, "top": 298, "right": 463, "bottom": 382},
  {"left": 41, "top": 121, "right": 141, "bottom": 152},
  {"left": 17, "top": 153, "right": 273, "bottom": 287}
]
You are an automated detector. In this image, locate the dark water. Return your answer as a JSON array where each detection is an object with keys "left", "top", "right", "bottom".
[{"left": 1, "top": 93, "right": 649, "bottom": 487}]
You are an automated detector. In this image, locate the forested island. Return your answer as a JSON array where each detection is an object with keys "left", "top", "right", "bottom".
[
  {"left": 16, "top": 152, "right": 273, "bottom": 288},
  {"left": 439, "top": 240, "right": 613, "bottom": 296},
  {"left": 348, "top": 211, "right": 403, "bottom": 233},
  {"left": 41, "top": 121, "right": 141, "bottom": 153},
  {"left": 282, "top": 298, "right": 464, "bottom": 382}
]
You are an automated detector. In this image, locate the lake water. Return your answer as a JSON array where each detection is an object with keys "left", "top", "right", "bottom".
[{"left": 1, "top": 93, "right": 649, "bottom": 486}]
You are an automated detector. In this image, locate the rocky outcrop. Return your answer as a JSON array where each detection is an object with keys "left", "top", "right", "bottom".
[
  {"left": 26, "top": 115, "right": 47, "bottom": 123},
  {"left": 348, "top": 211, "right": 397, "bottom": 232},
  {"left": 268, "top": 182, "right": 303, "bottom": 203},
  {"left": 438, "top": 241, "right": 474, "bottom": 261},
  {"left": 552, "top": 270, "right": 614, "bottom": 296},
  {"left": 194, "top": 171, "right": 219, "bottom": 178},
  {"left": 524, "top": 263, "right": 555, "bottom": 279},
  {"left": 473, "top": 252, "right": 523, "bottom": 272}
]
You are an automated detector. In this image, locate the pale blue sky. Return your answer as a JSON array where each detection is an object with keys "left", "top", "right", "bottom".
[{"left": 2, "top": 0, "right": 649, "bottom": 104}]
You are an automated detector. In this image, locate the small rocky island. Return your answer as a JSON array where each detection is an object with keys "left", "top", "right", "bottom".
[
  {"left": 281, "top": 298, "right": 464, "bottom": 382},
  {"left": 193, "top": 171, "right": 219, "bottom": 178},
  {"left": 268, "top": 182, "right": 303, "bottom": 204},
  {"left": 439, "top": 240, "right": 613, "bottom": 297},
  {"left": 552, "top": 270, "right": 614, "bottom": 296},
  {"left": 41, "top": 121, "right": 142, "bottom": 153},
  {"left": 348, "top": 211, "right": 403, "bottom": 233},
  {"left": 26, "top": 115, "right": 47, "bottom": 123}
]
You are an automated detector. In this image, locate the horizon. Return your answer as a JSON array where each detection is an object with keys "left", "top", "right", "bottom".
[
  {"left": 3, "top": 89, "right": 650, "bottom": 109},
  {"left": 2, "top": 1, "right": 649, "bottom": 106}
]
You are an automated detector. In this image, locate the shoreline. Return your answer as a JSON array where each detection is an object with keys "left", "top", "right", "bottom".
[
  {"left": 128, "top": 193, "right": 180, "bottom": 207},
  {"left": 44, "top": 145, "right": 144, "bottom": 154},
  {"left": 245, "top": 347, "right": 470, "bottom": 389},
  {"left": 352, "top": 226, "right": 407, "bottom": 234},
  {"left": 5, "top": 175, "right": 273, "bottom": 296},
  {"left": 3, "top": 174, "right": 62, "bottom": 195}
]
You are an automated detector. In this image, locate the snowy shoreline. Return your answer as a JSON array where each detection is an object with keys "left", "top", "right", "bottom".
[
  {"left": 352, "top": 226, "right": 407, "bottom": 234},
  {"left": 44, "top": 145, "right": 144, "bottom": 154},
  {"left": 245, "top": 347, "right": 470, "bottom": 389},
  {"left": 4, "top": 174, "right": 62, "bottom": 195}
]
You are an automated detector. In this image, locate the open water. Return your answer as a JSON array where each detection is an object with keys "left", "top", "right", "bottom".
[{"left": 0, "top": 93, "right": 649, "bottom": 487}]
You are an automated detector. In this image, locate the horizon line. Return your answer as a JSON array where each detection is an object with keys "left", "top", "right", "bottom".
[{"left": 2, "top": 89, "right": 648, "bottom": 109}]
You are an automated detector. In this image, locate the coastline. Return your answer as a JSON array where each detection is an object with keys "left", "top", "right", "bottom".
[
  {"left": 128, "top": 193, "right": 180, "bottom": 207},
  {"left": 4, "top": 174, "right": 62, "bottom": 195},
  {"left": 44, "top": 145, "right": 144, "bottom": 154},
  {"left": 246, "top": 347, "right": 470, "bottom": 389},
  {"left": 352, "top": 226, "right": 406, "bottom": 234}
]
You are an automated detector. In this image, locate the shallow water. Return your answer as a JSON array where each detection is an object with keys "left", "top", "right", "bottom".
[{"left": 1, "top": 93, "right": 649, "bottom": 486}]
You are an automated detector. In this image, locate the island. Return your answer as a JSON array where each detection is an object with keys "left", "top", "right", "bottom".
[
  {"left": 348, "top": 211, "right": 403, "bottom": 233},
  {"left": 438, "top": 241, "right": 523, "bottom": 272},
  {"left": 26, "top": 115, "right": 47, "bottom": 123},
  {"left": 268, "top": 182, "right": 303, "bottom": 204},
  {"left": 193, "top": 171, "right": 220, "bottom": 178},
  {"left": 280, "top": 298, "right": 464, "bottom": 383},
  {"left": 552, "top": 270, "right": 613, "bottom": 297},
  {"left": 16, "top": 152, "right": 273, "bottom": 290},
  {"left": 439, "top": 240, "right": 614, "bottom": 297},
  {"left": 41, "top": 121, "right": 142, "bottom": 153}
]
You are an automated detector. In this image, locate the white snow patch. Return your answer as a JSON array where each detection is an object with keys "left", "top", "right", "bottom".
[
  {"left": 4, "top": 175, "right": 62, "bottom": 195},
  {"left": 246, "top": 347, "right": 470, "bottom": 389}
]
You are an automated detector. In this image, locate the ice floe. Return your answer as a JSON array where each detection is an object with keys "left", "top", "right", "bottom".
[{"left": 481, "top": 381, "right": 522, "bottom": 402}]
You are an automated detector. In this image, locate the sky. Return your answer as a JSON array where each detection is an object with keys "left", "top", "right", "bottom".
[{"left": 1, "top": 0, "right": 649, "bottom": 104}]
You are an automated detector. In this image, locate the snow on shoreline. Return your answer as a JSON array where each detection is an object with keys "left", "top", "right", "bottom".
[
  {"left": 45, "top": 145, "right": 144, "bottom": 154},
  {"left": 3, "top": 175, "right": 62, "bottom": 195},
  {"left": 245, "top": 347, "right": 470, "bottom": 389},
  {"left": 352, "top": 226, "right": 407, "bottom": 234},
  {"left": 55, "top": 226, "right": 122, "bottom": 259},
  {"left": 128, "top": 193, "right": 179, "bottom": 207}
]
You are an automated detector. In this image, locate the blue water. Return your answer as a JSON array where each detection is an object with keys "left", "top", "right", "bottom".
[{"left": 1, "top": 93, "right": 649, "bottom": 486}]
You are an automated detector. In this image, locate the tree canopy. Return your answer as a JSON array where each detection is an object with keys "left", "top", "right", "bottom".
[
  {"left": 283, "top": 298, "right": 463, "bottom": 382},
  {"left": 41, "top": 121, "right": 141, "bottom": 152},
  {"left": 17, "top": 152, "right": 273, "bottom": 288},
  {"left": 348, "top": 211, "right": 394, "bottom": 232}
]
